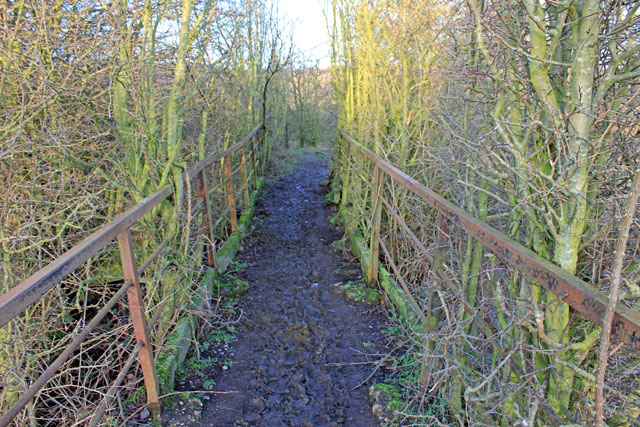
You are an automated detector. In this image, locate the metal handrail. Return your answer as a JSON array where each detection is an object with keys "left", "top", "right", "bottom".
[
  {"left": 0, "top": 124, "right": 263, "bottom": 426},
  {"left": 0, "top": 187, "right": 172, "bottom": 329},
  {"left": 339, "top": 130, "right": 640, "bottom": 350}
]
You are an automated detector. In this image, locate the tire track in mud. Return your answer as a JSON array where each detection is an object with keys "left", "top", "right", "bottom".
[{"left": 171, "top": 152, "right": 386, "bottom": 426}]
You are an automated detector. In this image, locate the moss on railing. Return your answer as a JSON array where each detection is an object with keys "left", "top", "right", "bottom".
[{"left": 156, "top": 178, "right": 264, "bottom": 395}]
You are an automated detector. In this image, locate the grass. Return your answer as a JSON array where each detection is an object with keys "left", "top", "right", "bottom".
[
  {"left": 371, "top": 318, "right": 450, "bottom": 425},
  {"left": 209, "top": 329, "right": 234, "bottom": 344},
  {"left": 228, "top": 260, "right": 248, "bottom": 273},
  {"left": 338, "top": 279, "right": 382, "bottom": 304},
  {"left": 176, "top": 356, "right": 219, "bottom": 378},
  {"left": 214, "top": 275, "right": 248, "bottom": 298},
  {"left": 202, "top": 379, "right": 216, "bottom": 390}
]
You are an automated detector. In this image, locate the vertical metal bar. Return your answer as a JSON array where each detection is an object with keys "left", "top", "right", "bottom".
[
  {"left": 250, "top": 135, "right": 259, "bottom": 187},
  {"left": 239, "top": 147, "right": 250, "bottom": 206},
  {"left": 224, "top": 154, "right": 239, "bottom": 232},
  {"left": 117, "top": 230, "right": 161, "bottom": 416},
  {"left": 355, "top": 150, "right": 366, "bottom": 204},
  {"left": 258, "top": 127, "right": 265, "bottom": 177},
  {"left": 196, "top": 169, "right": 217, "bottom": 268},
  {"left": 368, "top": 165, "right": 383, "bottom": 284},
  {"left": 285, "top": 121, "right": 290, "bottom": 150},
  {"left": 341, "top": 139, "right": 352, "bottom": 205}
]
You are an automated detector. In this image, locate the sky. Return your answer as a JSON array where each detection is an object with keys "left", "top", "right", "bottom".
[{"left": 278, "top": 0, "right": 332, "bottom": 68}]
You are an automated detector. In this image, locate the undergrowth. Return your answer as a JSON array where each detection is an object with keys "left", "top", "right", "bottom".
[
  {"left": 167, "top": 273, "right": 246, "bottom": 408},
  {"left": 370, "top": 317, "right": 450, "bottom": 426}
]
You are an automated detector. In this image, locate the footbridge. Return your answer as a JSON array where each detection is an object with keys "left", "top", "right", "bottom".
[{"left": 1, "top": 127, "right": 639, "bottom": 425}]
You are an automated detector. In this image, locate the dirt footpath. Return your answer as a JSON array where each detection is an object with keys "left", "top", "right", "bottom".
[{"left": 168, "top": 152, "right": 387, "bottom": 426}]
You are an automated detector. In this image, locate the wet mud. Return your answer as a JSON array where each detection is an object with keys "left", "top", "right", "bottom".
[{"left": 165, "top": 152, "right": 387, "bottom": 426}]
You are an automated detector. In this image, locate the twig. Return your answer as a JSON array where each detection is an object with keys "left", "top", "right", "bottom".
[
  {"left": 595, "top": 170, "right": 640, "bottom": 426},
  {"left": 351, "top": 355, "right": 393, "bottom": 391},
  {"left": 464, "top": 345, "right": 516, "bottom": 397}
]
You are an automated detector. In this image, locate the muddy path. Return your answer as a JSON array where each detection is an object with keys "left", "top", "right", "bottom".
[{"left": 176, "top": 152, "right": 388, "bottom": 426}]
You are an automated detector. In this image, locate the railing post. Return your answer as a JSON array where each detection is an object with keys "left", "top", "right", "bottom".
[
  {"left": 117, "top": 230, "right": 160, "bottom": 417},
  {"left": 285, "top": 121, "right": 290, "bottom": 150},
  {"left": 239, "top": 146, "right": 250, "bottom": 206},
  {"left": 341, "top": 139, "right": 352, "bottom": 205},
  {"left": 196, "top": 169, "right": 217, "bottom": 268},
  {"left": 224, "top": 154, "right": 239, "bottom": 232},
  {"left": 258, "top": 127, "right": 265, "bottom": 177},
  {"left": 355, "top": 150, "right": 365, "bottom": 202},
  {"left": 250, "top": 135, "right": 259, "bottom": 187},
  {"left": 368, "top": 165, "right": 383, "bottom": 284}
]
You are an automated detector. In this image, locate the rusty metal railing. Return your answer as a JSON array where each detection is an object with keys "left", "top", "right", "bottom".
[
  {"left": 0, "top": 124, "right": 264, "bottom": 426},
  {"left": 339, "top": 130, "right": 640, "bottom": 351}
]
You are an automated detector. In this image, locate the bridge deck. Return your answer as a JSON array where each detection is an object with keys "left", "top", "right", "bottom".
[{"left": 161, "top": 152, "right": 387, "bottom": 426}]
